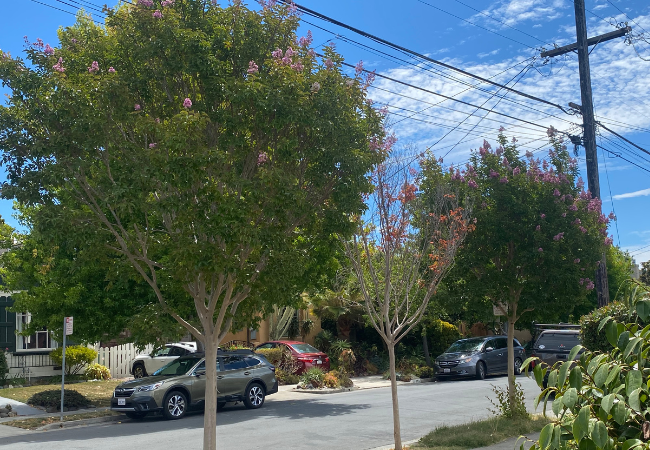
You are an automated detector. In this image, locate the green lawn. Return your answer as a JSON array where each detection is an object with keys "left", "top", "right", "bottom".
[
  {"left": 412, "top": 415, "right": 550, "bottom": 450},
  {"left": 0, "top": 380, "right": 121, "bottom": 408}
]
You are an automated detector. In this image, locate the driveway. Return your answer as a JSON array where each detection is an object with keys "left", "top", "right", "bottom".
[{"left": 1, "top": 375, "right": 542, "bottom": 450}]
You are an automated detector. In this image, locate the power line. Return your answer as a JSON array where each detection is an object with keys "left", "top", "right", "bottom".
[
  {"left": 415, "top": 0, "right": 539, "bottom": 49},
  {"left": 597, "top": 121, "right": 650, "bottom": 158},
  {"left": 605, "top": 0, "right": 649, "bottom": 35},
  {"left": 630, "top": 243, "right": 650, "bottom": 256},
  {"left": 598, "top": 136, "right": 620, "bottom": 245},
  {"left": 596, "top": 144, "right": 650, "bottom": 174},
  {"left": 27, "top": 0, "right": 104, "bottom": 23},
  {"left": 279, "top": 0, "right": 573, "bottom": 114}
]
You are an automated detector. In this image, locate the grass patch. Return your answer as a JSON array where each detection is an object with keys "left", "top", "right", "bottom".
[
  {"left": 1, "top": 410, "right": 119, "bottom": 430},
  {"left": 413, "top": 415, "right": 550, "bottom": 450},
  {"left": 0, "top": 380, "right": 121, "bottom": 408}
]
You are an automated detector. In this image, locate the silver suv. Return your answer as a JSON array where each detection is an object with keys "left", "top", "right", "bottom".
[{"left": 111, "top": 350, "right": 278, "bottom": 420}]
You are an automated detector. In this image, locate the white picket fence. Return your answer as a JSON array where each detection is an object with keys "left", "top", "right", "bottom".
[{"left": 93, "top": 343, "right": 153, "bottom": 379}]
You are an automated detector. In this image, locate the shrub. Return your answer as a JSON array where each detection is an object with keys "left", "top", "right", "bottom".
[
  {"left": 580, "top": 300, "right": 639, "bottom": 353},
  {"left": 314, "top": 330, "right": 335, "bottom": 354},
  {"left": 527, "top": 281, "right": 650, "bottom": 450},
  {"left": 339, "top": 348, "right": 356, "bottom": 374},
  {"left": 84, "top": 363, "right": 111, "bottom": 380},
  {"left": 424, "top": 319, "right": 461, "bottom": 357},
  {"left": 50, "top": 346, "right": 98, "bottom": 376},
  {"left": 299, "top": 367, "right": 325, "bottom": 388},
  {"left": 323, "top": 372, "right": 340, "bottom": 388},
  {"left": 28, "top": 389, "right": 91, "bottom": 409},
  {"left": 0, "top": 350, "right": 8, "bottom": 385},
  {"left": 255, "top": 348, "right": 284, "bottom": 366},
  {"left": 275, "top": 369, "right": 299, "bottom": 385},
  {"left": 334, "top": 367, "right": 353, "bottom": 388},
  {"left": 255, "top": 348, "right": 299, "bottom": 375},
  {"left": 414, "top": 366, "right": 436, "bottom": 379},
  {"left": 488, "top": 382, "right": 528, "bottom": 419}
]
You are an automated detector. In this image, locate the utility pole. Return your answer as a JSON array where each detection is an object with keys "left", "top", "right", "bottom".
[{"left": 540, "top": 1, "right": 631, "bottom": 307}]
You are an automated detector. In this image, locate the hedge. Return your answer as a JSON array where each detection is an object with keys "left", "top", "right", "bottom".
[{"left": 579, "top": 301, "right": 641, "bottom": 353}]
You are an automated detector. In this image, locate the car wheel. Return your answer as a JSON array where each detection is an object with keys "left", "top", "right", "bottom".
[
  {"left": 133, "top": 363, "right": 147, "bottom": 379},
  {"left": 217, "top": 402, "right": 226, "bottom": 411},
  {"left": 243, "top": 383, "right": 265, "bottom": 409},
  {"left": 163, "top": 391, "right": 188, "bottom": 420},
  {"left": 475, "top": 361, "right": 486, "bottom": 380},
  {"left": 125, "top": 412, "right": 147, "bottom": 420},
  {"left": 514, "top": 358, "right": 523, "bottom": 375}
]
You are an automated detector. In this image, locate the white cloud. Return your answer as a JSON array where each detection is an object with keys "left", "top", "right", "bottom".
[
  {"left": 469, "top": 0, "right": 568, "bottom": 28},
  {"left": 478, "top": 49, "right": 500, "bottom": 58},
  {"left": 612, "top": 187, "right": 650, "bottom": 200}
]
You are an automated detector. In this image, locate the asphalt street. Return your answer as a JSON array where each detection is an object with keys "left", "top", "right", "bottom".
[{"left": 1, "top": 375, "right": 543, "bottom": 450}]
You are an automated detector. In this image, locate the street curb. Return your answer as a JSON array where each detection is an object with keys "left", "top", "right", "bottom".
[
  {"left": 366, "top": 438, "right": 421, "bottom": 450},
  {"left": 0, "top": 407, "right": 110, "bottom": 424},
  {"left": 36, "top": 414, "right": 123, "bottom": 431},
  {"left": 291, "top": 387, "right": 357, "bottom": 394}
]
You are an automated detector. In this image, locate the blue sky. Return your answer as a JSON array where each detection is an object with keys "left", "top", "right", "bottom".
[{"left": 1, "top": 0, "right": 650, "bottom": 264}]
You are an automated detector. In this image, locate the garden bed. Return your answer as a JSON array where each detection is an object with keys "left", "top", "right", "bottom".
[{"left": 0, "top": 380, "right": 121, "bottom": 408}]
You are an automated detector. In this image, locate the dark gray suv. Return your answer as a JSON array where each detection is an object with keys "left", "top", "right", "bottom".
[{"left": 435, "top": 336, "right": 526, "bottom": 380}]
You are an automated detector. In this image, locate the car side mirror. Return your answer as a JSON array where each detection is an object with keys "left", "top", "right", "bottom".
[
  {"left": 484, "top": 347, "right": 494, "bottom": 353},
  {"left": 195, "top": 370, "right": 206, "bottom": 377}
]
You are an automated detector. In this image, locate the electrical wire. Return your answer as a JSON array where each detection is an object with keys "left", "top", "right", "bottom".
[
  {"left": 596, "top": 144, "right": 650, "bottom": 175},
  {"left": 598, "top": 122, "right": 650, "bottom": 158},
  {"left": 278, "top": 0, "right": 573, "bottom": 115},
  {"left": 598, "top": 135, "right": 620, "bottom": 245},
  {"left": 27, "top": 0, "right": 104, "bottom": 23}
]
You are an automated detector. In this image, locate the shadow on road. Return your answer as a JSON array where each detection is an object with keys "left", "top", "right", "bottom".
[{"left": 0, "top": 397, "right": 372, "bottom": 446}]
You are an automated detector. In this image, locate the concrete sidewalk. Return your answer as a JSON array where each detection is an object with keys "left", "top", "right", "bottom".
[
  {"left": 0, "top": 396, "right": 43, "bottom": 416},
  {"left": 472, "top": 432, "right": 540, "bottom": 450}
]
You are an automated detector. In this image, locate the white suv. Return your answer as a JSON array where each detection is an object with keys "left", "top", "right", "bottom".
[{"left": 130, "top": 342, "right": 198, "bottom": 378}]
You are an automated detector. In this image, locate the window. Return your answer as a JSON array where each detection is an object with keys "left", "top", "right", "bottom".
[
  {"left": 495, "top": 338, "right": 508, "bottom": 349},
  {"left": 223, "top": 356, "right": 248, "bottom": 371},
  {"left": 153, "top": 356, "right": 203, "bottom": 376},
  {"left": 289, "top": 343, "right": 321, "bottom": 354},
  {"left": 153, "top": 347, "right": 172, "bottom": 357},
  {"left": 168, "top": 346, "right": 186, "bottom": 357},
  {"left": 244, "top": 357, "right": 261, "bottom": 367},
  {"left": 16, "top": 313, "right": 57, "bottom": 352},
  {"left": 255, "top": 343, "right": 275, "bottom": 350}
]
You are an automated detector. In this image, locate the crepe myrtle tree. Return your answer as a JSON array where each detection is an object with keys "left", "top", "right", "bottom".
[
  {"left": 344, "top": 159, "right": 473, "bottom": 450},
  {"left": 0, "top": 2, "right": 387, "bottom": 448},
  {"left": 429, "top": 129, "right": 612, "bottom": 414}
]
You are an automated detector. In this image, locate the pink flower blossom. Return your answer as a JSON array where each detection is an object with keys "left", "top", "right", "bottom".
[
  {"left": 70, "top": 38, "right": 78, "bottom": 44},
  {"left": 579, "top": 278, "right": 585, "bottom": 285},
  {"left": 281, "top": 56, "right": 292, "bottom": 65},
  {"left": 149, "top": 143, "right": 157, "bottom": 148},
  {"left": 311, "top": 82, "right": 321, "bottom": 93},
  {"left": 540, "top": 213, "right": 546, "bottom": 219},
  {"left": 285, "top": 47, "right": 295, "bottom": 58},
  {"left": 288, "top": 1, "right": 297, "bottom": 14},
  {"left": 88, "top": 61, "right": 99, "bottom": 73},
  {"left": 579, "top": 226, "right": 587, "bottom": 233},
  {"left": 155, "top": 118, "right": 160, "bottom": 123},
  {"left": 183, "top": 98, "right": 192, "bottom": 108},
  {"left": 108, "top": 67, "right": 116, "bottom": 73},
  {"left": 161, "top": 0, "right": 175, "bottom": 6},
  {"left": 52, "top": 57, "right": 65, "bottom": 72},
  {"left": 525, "top": 151, "right": 533, "bottom": 158},
  {"left": 153, "top": 10, "right": 163, "bottom": 18},
  {"left": 247, "top": 60, "right": 259, "bottom": 74},
  {"left": 134, "top": 104, "right": 141, "bottom": 111},
  {"left": 346, "top": 79, "right": 354, "bottom": 87},
  {"left": 553, "top": 232, "right": 564, "bottom": 241},
  {"left": 535, "top": 225, "right": 541, "bottom": 231},
  {"left": 325, "top": 58, "right": 334, "bottom": 70},
  {"left": 44, "top": 44, "right": 54, "bottom": 55},
  {"left": 355, "top": 60, "right": 364, "bottom": 76},
  {"left": 608, "top": 212, "right": 616, "bottom": 221},
  {"left": 479, "top": 147, "right": 487, "bottom": 157},
  {"left": 574, "top": 258, "right": 580, "bottom": 263},
  {"left": 604, "top": 236, "right": 613, "bottom": 246},
  {"left": 577, "top": 177, "right": 585, "bottom": 190},
  {"left": 553, "top": 189, "right": 561, "bottom": 197},
  {"left": 257, "top": 152, "right": 268, "bottom": 165},
  {"left": 290, "top": 62, "right": 303, "bottom": 72},
  {"left": 569, "top": 204, "right": 578, "bottom": 211},
  {"left": 538, "top": 248, "right": 543, "bottom": 252},
  {"left": 495, "top": 146, "right": 503, "bottom": 156},
  {"left": 489, "top": 169, "right": 499, "bottom": 178},
  {"left": 307, "top": 49, "right": 316, "bottom": 58},
  {"left": 572, "top": 218, "right": 581, "bottom": 225},
  {"left": 499, "top": 177, "right": 508, "bottom": 184},
  {"left": 585, "top": 280, "right": 595, "bottom": 290},
  {"left": 561, "top": 213, "right": 566, "bottom": 217},
  {"left": 272, "top": 48, "right": 283, "bottom": 59},
  {"left": 513, "top": 167, "right": 521, "bottom": 176},
  {"left": 298, "top": 31, "right": 313, "bottom": 47},
  {"left": 139, "top": 0, "right": 153, "bottom": 6},
  {"left": 467, "top": 179, "right": 478, "bottom": 189}
]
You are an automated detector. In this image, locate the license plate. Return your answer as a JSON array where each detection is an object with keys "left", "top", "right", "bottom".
[
  {"left": 316, "top": 360, "right": 322, "bottom": 364},
  {"left": 443, "top": 369, "right": 451, "bottom": 373},
  {"left": 118, "top": 398, "right": 126, "bottom": 406}
]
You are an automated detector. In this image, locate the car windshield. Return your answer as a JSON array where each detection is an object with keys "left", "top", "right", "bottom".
[
  {"left": 153, "top": 357, "right": 203, "bottom": 376},
  {"left": 535, "top": 333, "right": 581, "bottom": 349},
  {"left": 445, "top": 339, "right": 485, "bottom": 353},
  {"left": 290, "top": 344, "right": 321, "bottom": 354}
]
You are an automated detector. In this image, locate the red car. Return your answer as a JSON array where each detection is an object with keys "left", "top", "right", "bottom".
[{"left": 255, "top": 340, "right": 330, "bottom": 374}]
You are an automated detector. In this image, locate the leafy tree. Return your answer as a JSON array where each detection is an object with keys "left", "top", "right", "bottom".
[
  {"left": 344, "top": 160, "right": 473, "bottom": 450},
  {"left": 422, "top": 131, "right": 610, "bottom": 414},
  {"left": 0, "top": 2, "right": 386, "bottom": 448},
  {"left": 641, "top": 261, "right": 650, "bottom": 286}
]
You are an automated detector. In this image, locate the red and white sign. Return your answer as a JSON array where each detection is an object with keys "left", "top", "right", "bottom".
[{"left": 65, "top": 317, "right": 74, "bottom": 336}]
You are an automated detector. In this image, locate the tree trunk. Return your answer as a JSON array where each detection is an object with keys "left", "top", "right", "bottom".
[
  {"left": 507, "top": 318, "right": 516, "bottom": 412},
  {"left": 388, "top": 343, "right": 403, "bottom": 450},
  {"left": 422, "top": 329, "right": 432, "bottom": 367},
  {"left": 204, "top": 335, "right": 219, "bottom": 450}
]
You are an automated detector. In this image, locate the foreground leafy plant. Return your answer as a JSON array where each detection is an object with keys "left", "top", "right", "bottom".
[{"left": 524, "top": 280, "right": 650, "bottom": 450}]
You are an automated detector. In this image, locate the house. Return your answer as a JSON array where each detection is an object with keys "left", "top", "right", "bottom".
[{"left": 0, "top": 292, "right": 62, "bottom": 379}]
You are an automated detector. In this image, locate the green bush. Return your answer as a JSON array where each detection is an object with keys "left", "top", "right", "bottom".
[
  {"left": 423, "top": 319, "right": 461, "bottom": 358},
  {"left": 28, "top": 389, "right": 91, "bottom": 409},
  {"left": 528, "top": 281, "right": 650, "bottom": 450},
  {"left": 314, "top": 330, "right": 335, "bottom": 354},
  {"left": 0, "top": 350, "right": 9, "bottom": 385},
  {"left": 414, "top": 366, "right": 436, "bottom": 379},
  {"left": 84, "top": 363, "right": 111, "bottom": 380},
  {"left": 255, "top": 348, "right": 284, "bottom": 366},
  {"left": 275, "top": 369, "right": 299, "bottom": 385},
  {"left": 299, "top": 367, "right": 325, "bottom": 388},
  {"left": 580, "top": 301, "right": 639, "bottom": 353},
  {"left": 50, "top": 346, "right": 98, "bottom": 376}
]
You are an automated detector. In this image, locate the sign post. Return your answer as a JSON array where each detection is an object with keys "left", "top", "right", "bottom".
[{"left": 60, "top": 316, "right": 73, "bottom": 424}]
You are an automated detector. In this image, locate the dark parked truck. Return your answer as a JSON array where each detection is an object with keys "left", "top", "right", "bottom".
[
  {"left": 111, "top": 350, "right": 278, "bottom": 420},
  {"left": 435, "top": 336, "right": 526, "bottom": 380}
]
